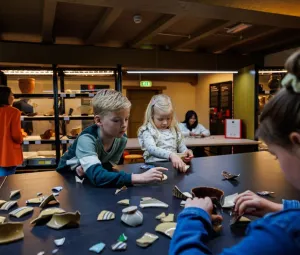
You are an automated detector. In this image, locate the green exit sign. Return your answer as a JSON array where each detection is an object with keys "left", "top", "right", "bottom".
[{"left": 140, "top": 81, "right": 152, "bottom": 87}]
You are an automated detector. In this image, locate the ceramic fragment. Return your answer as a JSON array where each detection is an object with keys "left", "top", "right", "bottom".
[
  {"left": 9, "top": 190, "right": 20, "bottom": 199},
  {"left": 47, "top": 211, "right": 80, "bottom": 229},
  {"left": 111, "top": 241, "right": 127, "bottom": 251},
  {"left": 97, "top": 210, "right": 115, "bottom": 221},
  {"left": 0, "top": 201, "right": 18, "bottom": 211},
  {"left": 155, "top": 212, "right": 166, "bottom": 220},
  {"left": 31, "top": 208, "right": 65, "bottom": 225},
  {"left": 155, "top": 222, "right": 177, "bottom": 239},
  {"left": 117, "top": 199, "right": 130, "bottom": 206},
  {"left": 9, "top": 206, "right": 34, "bottom": 218},
  {"left": 161, "top": 213, "right": 174, "bottom": 223},
  {"left": 121, "top": 206, "right": 143, "bottom": 227},
  {"left": 54, "top": 237, "right": 65, "bottom": 246},
  {"left": 140, "top": 198, "right": 168, "bottom": 208},
  {"left": 115, "top": 186, "right": 127, "bottom": 195},
  {"left": 39, "top": 194, "right": 59, "bottom": 208},
  {"left": 136, "top": 232, "right": 159, "bottom": 247},
  {"left": 89, "top": 242, "right": 105, "bottom": 253},
  {"left": 0, "top": 222, "right": 24, "bottom": 244}
]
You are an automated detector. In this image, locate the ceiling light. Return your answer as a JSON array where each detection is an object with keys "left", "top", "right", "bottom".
[
  {"left": 63, "top": 71, "right": 114, "bottom": 76},
  {"left": 2, "top": 70, "right": 53, "bottom": 75},
  {"left": 126, "top": 70, "right": 238, "bottom": 74},
  {"left": 226, "top": 23, "right": 252, "bottom": 34},
  {"left": 259, "top": 70, "right": 287, "bottom": 74}
]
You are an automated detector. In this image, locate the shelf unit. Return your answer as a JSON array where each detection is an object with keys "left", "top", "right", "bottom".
[{"left": 1, "top": 64, "right": 123, "bottom": 171}]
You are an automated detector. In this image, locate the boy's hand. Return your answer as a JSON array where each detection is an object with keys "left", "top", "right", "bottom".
[
  {"left": 185, "top": 197, "right": 213, "bottom": 215},
  {"left": 170, "top": 153, "right": 187, "bottom": 172},
  {"left": 234, "top": 190, "right": 283, "bottom": 217},
  {"left": 132, "top": 167, "right": 168, "bottom": 184}
]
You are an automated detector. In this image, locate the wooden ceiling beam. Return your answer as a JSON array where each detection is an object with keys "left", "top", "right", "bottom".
[
  {"left": 171, "top": 20, "right": 233, "bottom": 50},
  {"left": 85, "top": 7, "right": 123, "bottom": 45},
  {"left": 213, "top": 28, "right": 282, "bottom": 54},
  {"left": 42, "top": 0, "right": 58, "bottom": 43},
  {"left": 58, "top": 0, "right": 300, "bottom": 29},
  {"left": 243, "top": 33, "right": 300, "bottom": 54},
  {"left": 127, "top": 14, "right": 182, "bottom": 48}
]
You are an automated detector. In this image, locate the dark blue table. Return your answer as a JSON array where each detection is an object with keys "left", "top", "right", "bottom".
[{"left": 0, "top": 152, "right": 299, "bottom": 254}]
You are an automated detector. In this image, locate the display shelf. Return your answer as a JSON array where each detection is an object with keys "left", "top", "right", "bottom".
[
  {"left": 23, "top": 136, "right": 76, "bottom": 145},
  {"left": 59, "top": 93, "right": 96, "bottom": 98},
  {"left": 14, "top": 93, "right": 54, "bottom": 98}
]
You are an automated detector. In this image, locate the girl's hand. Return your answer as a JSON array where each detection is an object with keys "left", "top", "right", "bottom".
[
  {"left": 132, "top": 167, "right": 168, "bottom": 184},
  {"left": 170, "top": 153, "right": 187, "bottom": 172},
  {"left": 184, "top": 149, "right": 194, "bottom": 158},
  {"left": 234, "top": 190, "right": 283, "bottom": 217}
]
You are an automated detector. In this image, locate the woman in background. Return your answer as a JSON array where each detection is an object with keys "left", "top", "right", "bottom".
[
  {"left": 179, "top": 110, "right": 210, "bottom": 137},
  {"left": 179, "top": 110, "right": 210, "bottom": 157},
  {"left": 0, "top": 86, "right": 23, "bottom": 176}
]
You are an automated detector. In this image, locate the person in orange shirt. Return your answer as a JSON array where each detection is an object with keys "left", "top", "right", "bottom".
[{"left": 0, "top": 86, "right": 23, "bottom": 176}]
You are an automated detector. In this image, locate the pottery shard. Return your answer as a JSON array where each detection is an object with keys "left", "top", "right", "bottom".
[
  {"left": 0, "top": 222, "right": 24, "bottom": 244},
  {"left": 155, "top": 222, "right": 177, "bottom": 239},
  {"left": 161, "top": 214, "right": 175, "bottom": 223},
  {"left": 9, "top": 190, "right": 20, "bottom": 199},
  {"left": 46, "top": 211, "right": 81, "bottom": 230},
  {"left": 39, "top": 194, "right": 59, "bottom": 208},
  {"left": 97, "top": 210, "right": 115, "bottom": 221},
  {"left": 0, "top": 201, "right": 18, "bottom": 211},
  {"left": 117, "top": 199, "right": 130, "bottom": 206},
  {"left": 140, "top": 198, "right": 169, "bottom": 208},
  {"left": 111, "top": 241, "right": 127, "bottom": 251},
  {"left": 155, "top": 212, "right": 166, "bottom": 220},
  {"left": 9, "top": 207, "right": 34, "bottom": 218},
  {"left": 136, "top": 232, "right": 159, "bottom": 247}
]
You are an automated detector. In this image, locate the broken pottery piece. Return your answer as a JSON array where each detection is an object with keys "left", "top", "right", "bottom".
[
  {"left": 52, "top": 249, "right": 59, "bottom": 254},
  {"left": 184, "top": 165, "right": 190, "bottom": 171},
  {"left": 140, "top": 198, "right": 169, "bottom": 208},
  {"left": 117, "top": 199, "right": 130, "bottom": 206},
  {"left": 118, "top": 233, "right": 127, "bottom": 242},
  {"left": 89, "top": 242, "right": 105, "bottom": 254},
  {"left": 39, "top": 194, "right": 59, "bottom": 208},
  {"left": 54, "top": 237, "right": 66, "bottom": 246},
  {"left": 26, "top": 196, "right": 45, "bottom": 205},
  {"left": 31, "top": 208, "right": 65, "bottom": 225},
  {"left": 75, "top": 176, "right": 84, "bottom": 184},
  {"left": 0, "top": 200, "right": 7, "bottom": 207},
  {"left": 47, "top": 211, "right": 81, "bottom": 229},
  {"left": 155, "top": 222, "right": 177, "bottom": 239},
  {"left": 53, "top": 192, "right": 59, "bottom": 197},
  {"left": 172, "top": 186, "right": 192, "bottom": 200},
  {"left": 115, "top": 186, "right": 127, "bottom": 195},
  {"left": 121, "top": 206, "right": 143, "bottom": 227},
  {"left": 257, "top": 191, "right": 275, "bottom": 196},
  {"left": 0, "top": 201, "right": 18, "bottom": 211},
  {"left": 111, "top": 241, "right": 127, "bottom": 251},
  {"left": 180, "top": 201, "right": 186, "bottom": 207},
  {"left": 212, "top": 221, "right": 223, "bottom": 233},
  {"left": 222, "top": 171, "right": 240, "bottom": 180},
  {"left": 222, "top": 193, "right": 238, "bottom": 208},
  {"left": 161, "top": 213, "right": 175, "bottom": 223},
  {"left": 52, "top": 186, "right": 63, "bottom": 193},
  {"left": 9, "top": 206, "right": 34, "bottom": 218},
  {"left": 141, "top": 197, "right": 152, "bottom": 201},
  {"left": 162, "top": 174, "right": 168, "bottom": 181},
  {"left": 9, "top": 190, "right": 20, "bottom": 199},
  {"left": 136, "top": 232, "right": 159, "bottom": 247},
  {"left": 37, "top": 192, "right": 43, "bottom": 196},
  {"left": 97, "top": 210, "right": 115, "bottom": 221},
  {"left": 0, "top": 222, "right": 24, "bottom": 244},
  {"left": 0, "top": 216, "right": 5, "bottom": 224},
  {"left": 37, "top": 252, "right": 45, "bottom": 255},
  {"left": 230, "top": 211, "right": 243, "bottom": 226},
  {"left": 155, "top": 212, "right": 166, "bottom": 220}
]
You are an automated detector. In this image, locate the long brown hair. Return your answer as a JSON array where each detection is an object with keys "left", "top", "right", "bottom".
[
  {"left": 0, "top": 86, "right": 12, "bottom": 107},
  {"left": 256, "top": 50, "right": 300, "bottom": 147}
]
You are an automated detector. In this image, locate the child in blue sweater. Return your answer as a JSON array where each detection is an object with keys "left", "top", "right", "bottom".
[
  {"left": 57, "top": 89, "right": 166, "bottom": 187},
  {"left": 170, "top": 50, "right": 300, "bottom": 254}
]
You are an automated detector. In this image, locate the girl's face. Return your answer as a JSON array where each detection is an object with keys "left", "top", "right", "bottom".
[
  {"left": 268, "top": 142, "right": 300, "bottom": 190},
  {"left": 8, "top": 92, "right": 14, "bottom": 105},
  {"left": 153, "top": 108, "right": 172, "bottom": 130},
  {"left": 189, "top": 115, "right": 197, "bottom": 126}
]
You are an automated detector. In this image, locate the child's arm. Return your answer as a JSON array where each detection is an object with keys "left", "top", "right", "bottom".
[
  {"left": 141, "top": 130, "right": 173, "bottom": 160},
  {"left": 76, "top": 135, "right": 132, "bottom": 187}
]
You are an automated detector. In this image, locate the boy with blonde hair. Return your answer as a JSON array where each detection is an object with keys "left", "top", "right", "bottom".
[{"left": 57, "top": 89, "right": 166, "bottom": 187}]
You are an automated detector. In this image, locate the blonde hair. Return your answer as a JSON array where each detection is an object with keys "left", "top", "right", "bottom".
[
  {"left": 92, "top": 89, "right": 131, "bottom": 116},
  {"left": 138, "top": 94, "right": 180, "bottom": 134}
]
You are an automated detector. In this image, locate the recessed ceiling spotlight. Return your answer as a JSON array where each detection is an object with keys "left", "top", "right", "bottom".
[{"left": 133, "top": 14, "right": 142, "bottom": 24}]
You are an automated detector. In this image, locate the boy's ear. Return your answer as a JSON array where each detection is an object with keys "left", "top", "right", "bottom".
[
  {"left": 94, "top": 115, "right": 102, "bottom": 127},
  {"left": 289, "top": 132, "right": 300, "bottom": 146}
]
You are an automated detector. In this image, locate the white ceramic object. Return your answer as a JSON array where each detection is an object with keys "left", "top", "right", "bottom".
[
  {"left": 140, "top": 198, "right": 169, "bottom": 208},
  {"left": 54, "top": 237, "right": 65, "bottom": 246},
  {"left": 121, "top": 206, "right": 143, "bottom": 227},
  {"left": 222, "top": 193, "right": 238, "bottom": 208}
]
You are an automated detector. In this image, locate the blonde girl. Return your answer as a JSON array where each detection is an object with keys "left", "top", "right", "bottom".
[{"left": 138, "top": 94, "right": 193, "bottom": 172}]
